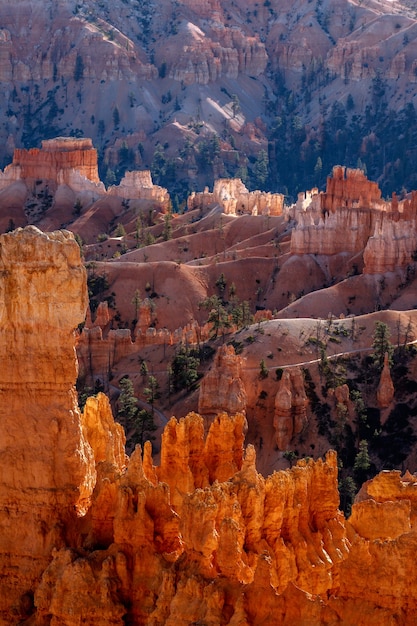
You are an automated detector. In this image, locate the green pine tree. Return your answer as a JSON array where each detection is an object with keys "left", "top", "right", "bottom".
[
  {"left": 372, "top": 321, "right": 394, "bottom": 370},
  {"left": 117, "top": 377, "right": 138, "bottom": 425}
]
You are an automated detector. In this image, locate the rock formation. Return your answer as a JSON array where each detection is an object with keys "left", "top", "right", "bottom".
[
  {"left": 376, "top": 352, "right": 395, "bottom": 409},
  {"left": 3, "top": 226, "right": 417, "bottom": 623},
  {"left": 273, "top": 367, "right": 308, "bottom": 450},
  {"left": 188, "top": 178, "right": 284, "bottom": 216},
  {"left": 10, "top": 138, "right": 101, "bottom": 186},
  {"left": 290, "top": 166, "right": 417, "bottom": 274},
  {"left": 363, "top": 216, "right": 417, "bottom": 274},
  {"left": 168, "top": 27, "right": 268, "bottom": 85},
  {"left": 321, "top": 166, "right": 383, "bottom": 213},
  {"left": 198, "top": 344, "right": 247, "bottom": 415},
  {"left": 107, "top": 170, "right": 170, "bottom": 209},
  {"left": 0, "top": 138, "right": 171, "bottom": 231},
  {"left": 290, "top": 205, "right": 375, "bottom": 256},
  {"left": 0, "top": 226, "right": 93, "bottom": 623},
  {"left": 77, "top": 307, "right": 207, "bottom": 388}
]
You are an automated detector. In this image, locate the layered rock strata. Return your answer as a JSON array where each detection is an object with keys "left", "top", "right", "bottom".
[
  {"left": 10, "top": 137, "right": 101, "bottom": 185},
  {"left": 77, "top": 305, "right": 208, "bottom": 387},
  {"left": 188, "top": 177, "right": 284, "bottom": 215},
  {"left": 321, "top": 166, "right": 383, "bottom": 213},
  {"left": 167, "top": 24, "right": 268, "bottom": 85},
  {"left": 107, "top": 170, "right": 170, "bottom": 208},
  {"left": 0, "top": 138, "right": 170, "bottom": 212},
  {"left": 290, "top": 166, "right": 417, "bottom": 273}
]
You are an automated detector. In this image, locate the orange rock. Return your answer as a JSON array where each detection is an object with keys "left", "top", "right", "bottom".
[
  {"left": 349, "top": 498, "right": 411, "bottom": 540},
  {"left": 274, "top": 367, "right": 308, "bottom": 450},
  {"left": 12, "top": 137, "right": 101, "bottom": 184},
  {"left": 321, "top": 166, "right": 382, "bottom": 212},
  {"left": 198, "top": 344, "right": 247, "bottom": 415},
  {"left": 0, "top": 226, "right": 92, "bottom": 622},
  {"left": 81, "top": 393, "right": 127, "bottom": 470},
  {"left": 376, "top": 352, "right": 395, "bottom": 408},
  {"left": 94, "top": 300, "right": 110, "bottom": 328},
  {"left": 5, "top": 226, "right": 417, "bottom": 624}
]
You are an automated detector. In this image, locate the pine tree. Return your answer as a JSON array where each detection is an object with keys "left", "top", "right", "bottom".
[
  {"left": 134, "top": 408, "right": 157, "bottom": 448},
  {"left": 215, "top": 272, "right": 227, "bottom": 296},
  {"left": 113, "top": 106, "right": 120, "bottom": 129},
  {"left": 354, "top": 440, "right": 371, "bottom": 484},
  {"left": 144, "top": 375, "right": 160, "bottom": 414},
  {"left": 231, "top": 94, "right": 240, "bottom": 118},
  {"left": 117, "top": 377, "right": 138, "bottom": 425},
  {"left": 163, "top": 210, "right": 173, "bottom": 241},
  {"left": 140, "top": 360, "right": 148, "bottom": 382},
  {"left": 114, "top": 222, "right": 126, "bottom": 237},
  {"left": 252, "top": 150, "right": 269, "bottom": 189},
  {"left": 372, "top": 321, "right": 394, "bottom": 370},
  {"left": 338, "top": 476, "right": 356, "bottom": 516},
  {"left": 171, "top": 346, "right": 200, "bottom": 391},
  {"left": 200, "top": 295, "right": 231, "bottom": 340},
  {"left": 259, "top": 359, "right": 269, "bottom": 379},
  {"left": 74, "top": 54, "right": 84, "bottom": 81}
]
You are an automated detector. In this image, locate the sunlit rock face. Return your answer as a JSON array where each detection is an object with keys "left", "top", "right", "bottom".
[
  {"left": 2, "top": 227, "right": 417, "bottom": 624},
  {"left": 0, "top": 226, "right": 93, "bottom": 623}
]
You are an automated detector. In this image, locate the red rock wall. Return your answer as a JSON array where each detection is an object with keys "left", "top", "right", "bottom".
[
  {"left": 11, "top": 137, "right": 100, "bottom": 184},
  {"left": 321, "top": 166, "right": 382, "bottom": 212}
]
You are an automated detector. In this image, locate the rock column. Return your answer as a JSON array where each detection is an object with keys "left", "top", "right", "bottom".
[{"left": 0, "top": 227, "right": 93, "bottom": 622}]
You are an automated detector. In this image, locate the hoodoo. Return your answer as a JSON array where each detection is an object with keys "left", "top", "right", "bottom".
[{"left": 2, "top": 227, "right": 417, "bottom": 624}]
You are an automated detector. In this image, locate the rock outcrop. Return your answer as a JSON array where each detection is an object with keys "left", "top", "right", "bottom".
[
  {"left": 198, "top": 344, "right": 247, "bottom": 415},
  {"left": 107, "top": 170, "right": 171, "bottom": 208},
  {"left": 10, "top": 137, "right": 101, "bottom": 185},
  {"left": 363, "top": 216, "right": 417, "bottom": 274},
  {"left": 188, "top": 178, "right": 284, "bottom": 216},
  {"left": 376, "top": 352, "right": 395, "bottom": 409},
  {"left": 290, "top": 166, "right": 417, "bottom": 274},
  {"left": 0, "top": 226, "right": 93, "bottom": 623},
  {"left": 0, "top": 138, "right": 171, "bottom": 231},
  {"left": 273, "top": 367, "right": 308, "bottom": 450},
  {"left": 77, "top": 304, "right": 208, "bottom": 388},
  {"left": 166, "top": 22, "right": 267, "bottom": 85},
  {"left": 4, "top": 226, "right": 417, "bottom": 624},
  {"left": 321, "top": 166, "right": 383, "bottom": 213}
]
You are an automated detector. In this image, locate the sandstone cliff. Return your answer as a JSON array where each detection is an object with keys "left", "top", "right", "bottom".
[{"left": 11, "top": 137, "right": 101, "bottom": 185}]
